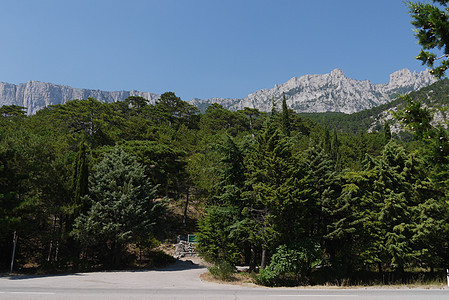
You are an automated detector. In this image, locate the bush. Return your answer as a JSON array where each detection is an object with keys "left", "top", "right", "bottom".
[
  {"left": 256, "top": 240, "right": 323, "bottom": 286},
  {"left": 208, "top": 261, "right": 235, "bottom": 281},
  {"left": 257, "top": 268, "right": 278, "bottom": 286}
]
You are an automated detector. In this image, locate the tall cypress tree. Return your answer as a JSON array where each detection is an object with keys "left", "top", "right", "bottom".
[
  {"left": 383, "top": 122, "right": 392, "bottom": 143},
  {"left": 281, "top": 94, "right": 291, "bottom": 137},
  {"left": 71, "top": 142, "right": 89, "bottom": 216}
]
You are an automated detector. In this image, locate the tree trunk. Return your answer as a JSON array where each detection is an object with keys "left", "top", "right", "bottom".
[
  {"left": 112, "top": 241, "right": 121, "bottom": 269},
  {"left": 48, "top": 215, "right": 57, "bottom": 262},
  {"left": 55, "top": 215, "right": 63, "bottom": 262},
  {"left": 183, "top": 187, "right": 190, "bottom": 226},
  {"left": 260, "top": 248, "right": 267, "bottom": 269},
  {"left": 249, "top": 244, "right": 256, "bottom": 272}
]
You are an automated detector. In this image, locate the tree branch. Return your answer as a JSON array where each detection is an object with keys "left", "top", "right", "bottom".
[{"left": 436, "top": 54, "right": 449, "bottom": 60}]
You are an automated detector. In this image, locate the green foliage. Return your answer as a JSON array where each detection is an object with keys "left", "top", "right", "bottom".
[
  {"left": 0, "top": 105, "right": 26, "bottom": 119},
  {"left": 200, "top": 103, "right": 249, "bottom": 135},
  {"left": 393, "top": 95, "right": 432, "bottom": 139},
  {"left": 257, "top": 241, "right": 323, "bottom": 286},
  {"left": 70, "top": 142, "right": 89, "bottom": 216},
  {"left": 281, "top": 94, "right": 291, "bottom": 137},
  {"left": 408, "top": 0, "right": 449, "bottom": 78},
  {"left": 72, "top": 146, "right": 165, "bottom": 268},
  {"left": 155, "top": 92, "right": 200, "bottom": 129},
  {"left": 196, "top": 206, "right": 242, "bottom": 266},
  {"left": 118, "top": 140, "right": 187, "bottom": 198},
  {"left": 208, "top": 261, "right": 235, "bottom": 281},
  {"left": 2, "top": 82, "right": 449, "bottom": 282}
]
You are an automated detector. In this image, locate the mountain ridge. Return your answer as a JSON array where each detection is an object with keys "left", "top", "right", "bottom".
[
  {"left": 0, "top": 81, "right": 160, "bottom": 115},
  {"left": 0, "top": 68, "right": 436, "bottom": 115},
  {"left": 190, "top": 68, "right": 436, "bottom": 114}
]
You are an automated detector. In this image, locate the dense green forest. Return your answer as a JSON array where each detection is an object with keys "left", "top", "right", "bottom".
[{"left": 1, "top": 82, "right": 449, "bottom": 285}]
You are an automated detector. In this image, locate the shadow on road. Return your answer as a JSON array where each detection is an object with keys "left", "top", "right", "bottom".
[
  {"left": 3, "top": 273, "right": 85, "bottom": 281},
  {"left": 1, "top": 259, "right": 205, "bottom": 280},
  {"left": 157, "top": 259, "right": 205, "bottom": 271}
]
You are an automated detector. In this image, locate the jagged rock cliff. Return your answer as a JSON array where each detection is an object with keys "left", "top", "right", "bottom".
[
  {"left": 0, "top": 81, "right": 160, "bottom": 115},
  {"left": 0, "top": 68, "right": 436, "bottom": 115},
  {"left": 190, "top": 69, "right": 436, "bottom": 114}
]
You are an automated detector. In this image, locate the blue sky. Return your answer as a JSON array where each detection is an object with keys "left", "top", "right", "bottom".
[{"left": 0, "top": 0, "right": 433, "bottom": 100}]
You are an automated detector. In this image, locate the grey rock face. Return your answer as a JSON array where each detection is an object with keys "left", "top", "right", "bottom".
[
  {"left": 0, "top": 69, "right": 436, "bottom": 115},
  {"left": 0, "top": 81, "right": 160, "bottom": 115},
  {"left": 190, "top": 69, "right": 436, "bottom": 114}
]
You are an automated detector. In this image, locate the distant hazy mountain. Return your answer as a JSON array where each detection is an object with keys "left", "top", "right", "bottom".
[
  {"left": 0, "top": 81, "right": 160, "bottom": 115},
  {"left": 0, "top": 68, "right": 436, "bottom": 115},
  {"left": 190, "top": 69, "right": 437, "bottom": 114}
]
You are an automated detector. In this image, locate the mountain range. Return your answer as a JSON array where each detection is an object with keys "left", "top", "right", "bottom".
[{"left": 0, "top": 69, "right": 436, "bottom": 115}]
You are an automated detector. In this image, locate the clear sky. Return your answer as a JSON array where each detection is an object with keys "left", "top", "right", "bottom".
[{"left": 0, "top": 0, "right": 434, "bottom": 101}]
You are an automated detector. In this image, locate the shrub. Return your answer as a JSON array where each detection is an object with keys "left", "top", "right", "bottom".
[
  {"left": 208, "top": 261, "right": 235, "bottom": 281},
  {"left": 257, "top": 240, "right": 323, "bottom": 286},
  {"left": 257, "top": 268, "right": 278, "bottom": 286}
]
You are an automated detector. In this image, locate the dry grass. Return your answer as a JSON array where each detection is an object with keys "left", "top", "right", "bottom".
[
  {"left": 200, "top": 270, "right": 448, "bottom": 289},
  {"left": 200, "top": 271, "right": 257, "bottom": 286}
]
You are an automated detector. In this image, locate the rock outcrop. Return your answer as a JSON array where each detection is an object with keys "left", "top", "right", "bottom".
[
  {"left": 0, "top": 81, "right": 159, "bottom": 115},
  {"left": 0, "top": 68, "right": 436, "bottom": 115},
  {"left": 190, "top": 69, "right": 436, "bottom": 114}
]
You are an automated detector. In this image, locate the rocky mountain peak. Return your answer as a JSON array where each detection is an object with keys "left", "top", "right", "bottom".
[
  {"left": 0, "top": 68, "right": 438, "bottom": 115},
  {"left": 330, "top": 68, "right": 345, "bottom": 78},
  {"left": 190, "top": 68, "right": 437, "bottom": 114},
  {"left": 387, "top": 68, "right": 435, "bottom": 91}
]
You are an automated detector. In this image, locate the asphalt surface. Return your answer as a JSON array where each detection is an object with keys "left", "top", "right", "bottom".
[{"left": 0, "top": 260, "right": 448, "bottom": 299}]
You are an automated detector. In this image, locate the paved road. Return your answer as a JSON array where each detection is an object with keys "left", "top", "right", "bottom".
[{"left": 0, "top": 260, "right": 448, "bottom": 299}]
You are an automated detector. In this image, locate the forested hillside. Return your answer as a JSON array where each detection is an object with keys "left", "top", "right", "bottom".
[
  {"left": 299, "top": 79, "right": 449, "bottom": 134},
  {"left": 1, "top": 88, "right": 448, "bottom": 285}
]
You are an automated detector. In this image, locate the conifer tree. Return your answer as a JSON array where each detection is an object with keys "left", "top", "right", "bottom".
[
  {"left": 72, "top": 147, "right": 164, "bottom": 268},
  {"left": 323, "top": 125, "right": 331, "bottom": 155},
  {"left": 197, "top": 135, "right": 250, "bottom": 266},
  {"left": 330, "top": 129, "right": 341, "bottom": 170},
  {"left": 302, "top": 144, "right": 339, "bottom": 240},
  {"left": 281, "top": 94, "right": 291, "bottom": 137},
  {"left": 408, "top": 0, "right": 449, "bottom": 78},
  {"left": 196, "top": 206, "right": 242, "bottom": 265},
  {"left": 71, "top": 142, "right": 89, "bottom": 216},
  {"left": 384, "top": 122, "right": 392, "bottom": 142},
  {"left": 243, "top": 124, "right": 309, "bottom": 268}
]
